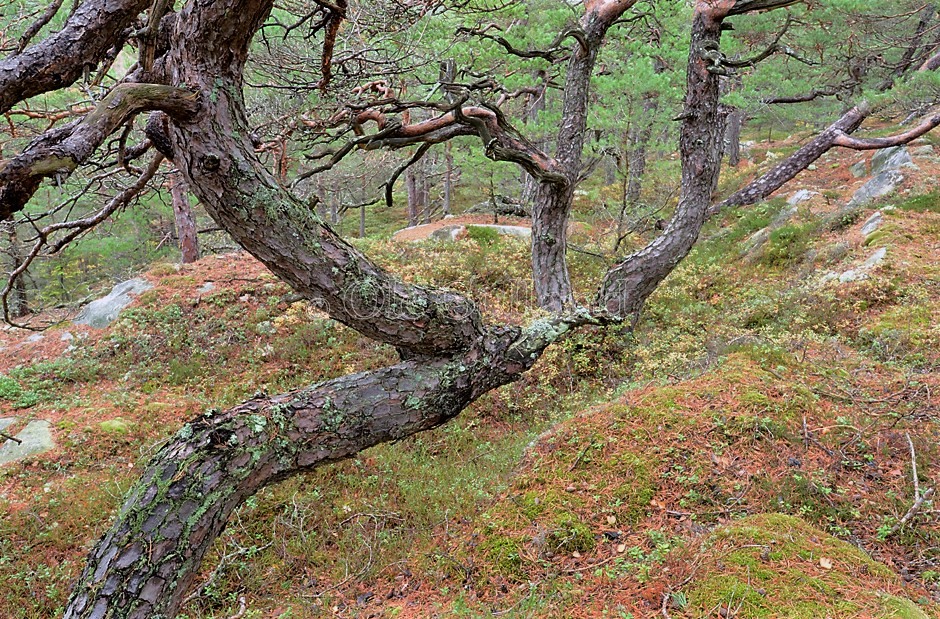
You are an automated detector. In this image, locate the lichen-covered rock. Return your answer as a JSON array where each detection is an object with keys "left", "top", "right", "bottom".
[
  {"left": 0, "top": 420, "right": 54, "bottom": 465},
  {"left": 871, "top": 145, "right": 916, "bottom": 175},
  {"left": 848, "top": 170, "right": 905, "bottom": 208},
  {"left": 73, "top": 278, "right": 154, "bottom": 329}
]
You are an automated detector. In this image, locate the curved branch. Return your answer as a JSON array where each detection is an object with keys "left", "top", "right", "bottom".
[
  {"left": 0, "top": 83, "right": 200, "bottom": 219},
  {"left": 384, "top": 143, "right": 432, "bottom": 208},
  {"left": 1, "top": 154, "right": 165, "bottom": 330},
  {"left": 832, "top": 112, "right": 940, "bottom": 150},
  {"left": 0, "top": 0, "right": 151, "bottom": 114},
  {"left": 64, "top": 317, "right": 591, "bottom": 617}
]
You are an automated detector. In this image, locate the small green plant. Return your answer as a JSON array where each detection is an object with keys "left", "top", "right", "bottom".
[
  {"left": 465, "top": 225, "right": 501, "bottom": 247},
  {"left": 757, "top": 222, "right": 814, "bottom": 268},
  {"left": 897, "top": 189, "right": 940, "bottom": 213}
]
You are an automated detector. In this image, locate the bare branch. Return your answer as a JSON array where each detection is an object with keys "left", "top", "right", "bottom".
[
  {"left": 0, "top": 0, "right": 151, "bottom": 114},
  {"left": 384, "top": 143, "right": 432, "bottom": 208},
  {"left": 727, "top": 0, "right": 802, "bottom": 16},
  {"left": 317, "top": 0, "right": 348, "bottom": 92},
  {"left": 885, "top": 433, "right": 935, "bottom": 537},
  {"left": 455, "top": 24, "right": 577, "bottom": 62},
  {"left": 1, "top": 154, "right": 165, "bottom": 330},
  {"left": 16, "top": 0, "right": 66, "bottom": 53},
  {"left": 832, "top": 111, "right": 940, "bottom": 150},
  {"left": 762, "top": 87, "right": 837, "bottom": 105}
]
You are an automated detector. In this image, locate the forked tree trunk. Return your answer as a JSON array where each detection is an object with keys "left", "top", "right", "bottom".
[{"left": 57, "top": 1, "right": 792, "bottom": 616}]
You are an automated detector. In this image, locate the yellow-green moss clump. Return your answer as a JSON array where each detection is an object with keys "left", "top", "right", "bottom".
[
  {"left": 683, "top": 513, "right": 933, "bottom": 618},
  {"left": 478, "top": 534, "right": 525, "bottom": 581}
]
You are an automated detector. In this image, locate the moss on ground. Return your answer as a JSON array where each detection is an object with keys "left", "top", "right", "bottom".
[{"left": 684, "top": 513, "right": 929, "bottom": 618}]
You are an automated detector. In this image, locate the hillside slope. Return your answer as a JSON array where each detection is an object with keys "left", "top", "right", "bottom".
[{"left": 0, "top": 138, "right": 938, "bottom": 618}]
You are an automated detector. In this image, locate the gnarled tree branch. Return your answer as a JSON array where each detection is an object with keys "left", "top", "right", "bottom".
[
  {"left": 0, "top": 83, "right": 200, "bottom": 219},
  {"left": 0, "top": 0, "right": 152, "bottom": 114}
]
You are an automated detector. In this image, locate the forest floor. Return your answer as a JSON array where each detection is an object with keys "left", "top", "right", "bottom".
[{"left": 0, "top": 133, "right": 939, "bottom": 618}]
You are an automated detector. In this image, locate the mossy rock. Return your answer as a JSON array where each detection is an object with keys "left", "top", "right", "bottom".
[{"left": 683, "top": 513, "right": 934, "bottom": 618}]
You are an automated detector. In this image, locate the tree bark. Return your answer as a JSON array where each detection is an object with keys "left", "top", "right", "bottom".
[
  {"left": 405, "top": 165, "right": 419, "bottom": 226},
  {"left": 531, "top": 2, "right": 637, "bottom": 311},
  {"left": 3, "top": 217, "right": 29, "bottom": 318},
  {"left": 170, "top": 175, "right": 200, "bottom": 264},
  {"left": 713, "top": 104, "right": 870, "bottom": 213},
  {"left": 0, "top": 0, "right": 802, "bottom": 616},
  {"left": 0, "top": 0, "right": 151, "bottom": 114},
  {"left": 724, "top": 106, "right": 743, "bottom": 166},
  {"left": 0, "top": 84, "right": 200, "bottom": 220},
  {"left": 598, "top": 2, "right": 732, "bottom": 316},
  {"left": 443, "top": 142, "right": 453, "bottom": 216}
]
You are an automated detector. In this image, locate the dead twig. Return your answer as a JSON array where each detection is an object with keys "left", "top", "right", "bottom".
[
  {"left": 225, "top": 596, "right": 247, "bottom": 619},
  {"left": 0, "top": 431, "right": 22, "bottom": 444},
  {"left": 886, "top": 433, "right": 935, "bottom": 537}
]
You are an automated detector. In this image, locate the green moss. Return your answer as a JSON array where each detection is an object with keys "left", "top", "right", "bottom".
[
  {"left": 466, "top": 225, "right": 501, "bottom": 246},
  {"left": 879, "top": 594, "right": 931, "bottom": 619},
  {"left": 99, "top": 418, "right": 132, "bottom": 434},
  {"left": 610, "top": 452, "right": 658, "bottom": 524},
  {"left": 896, "top": 190, "right": 940, "bottom": 213},
  {"left": 687, "top": 514, "right": 911, "bottom": 618},
  {"left": 757, "top": 222, "right": 815, "bottom": 268},
  {"left": 547, "top": 513, "right": 595, "bottom": 554},
  {"left": 479, "top": 534, "right": 525, "bottom": 580},
  {"left": 858, "top": 301, "right": 938, "bottom": 368}
]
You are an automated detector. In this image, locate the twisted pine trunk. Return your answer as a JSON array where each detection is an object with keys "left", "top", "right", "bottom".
[{"left": 64, "top": 340, "right": 536, "bottom": 618}]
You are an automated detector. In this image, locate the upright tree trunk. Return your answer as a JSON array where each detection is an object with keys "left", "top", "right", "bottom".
[
  {"left": 442, "top": 142, "right": 453, "bottom": 217},
  {"left": 420, "top": 156, "right": 432, "bottom": 224},
  {"left": 4, "top": 216, "right": 28, "bottom": 317},
  {"left": 405, "top": 166, "right": 419, "bottom": 227},
  {"left": 599, "top": 2, "right": 729, "bottom": 316},
  {"left": 625, "top": 116, "right": 653, "bottom": 206},
  {"left": 170, "top": 174, "right": 200, "bottom": 263},
  {"left": 531, "top": 12, "right": 610, "bottom": 311},
  {"left": 723, "top": 105, "right": 743, "bottom": 166},
  {"left": 520, "top": 71, "right": 547, "bottom": 209}
]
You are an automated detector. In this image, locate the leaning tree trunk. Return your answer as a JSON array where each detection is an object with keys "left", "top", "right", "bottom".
[
  {"left": 58, "top": 0, "right": 795, "bottom": 616},
  {"left": 63, "top": 331, "right": 563, "bottom": 619},
  {"left": 714, "top": 104, "right": 870, "bottom": 213}
]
